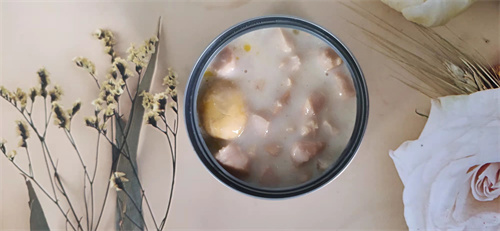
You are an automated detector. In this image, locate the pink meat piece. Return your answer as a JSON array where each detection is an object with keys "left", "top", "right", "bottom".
[
  {"left": 300, "top": 118, "right": 319, "bottom": 137},
  {"left": 276, "top": 28, "right": 294, "bottom": 53},
  {"left": 303, "top": 92, "right": 326, "bottom": 116},
  {"left": 317, "top": 158, "right": 330, "bottom": 172},
  {"left": 297, "top": 170, "right": 313, "bottom": 183},
  {"left": 334, "top": 72, "right": 355, "bottom": 98},
  {"left": 320, "top": 47, "right": 343, "bottom": 72},
  {"left": 279, "top": 55, "right": 301, "bottom": 72},
  {"left": 247, "top": 114, "right": 270, "bottom": 137},
  {"left": 215, "top": 143, "right": 250, "bottom": 175},
  {"left": 291, "top": 141, "right": 326, "bottom": 165},
  {"left": 322, "top": 120, "right": 339, "bottom": 136},
  {"left": 274, "top": 90, "right": 291, "bottom": 114},
  {"left": 265, "top": 143, "right": 282, "bottom": 156},
  {"left": 211, "top": 47, "right": 236, "bottom": 77},
  {"left": 259, "top": 167, "right": 280, "bottom": 187}
]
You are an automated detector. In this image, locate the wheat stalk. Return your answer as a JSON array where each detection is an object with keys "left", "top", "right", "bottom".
[{"left": 342, "top": 2, "right": 500, "bottom": 98}]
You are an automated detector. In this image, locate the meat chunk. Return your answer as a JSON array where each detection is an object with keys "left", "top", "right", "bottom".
[
  {"left": 265, "top": 143, "right": 282, "bottom": 156},
  {"left": 274, "top": 90, "right": 291, "bottom": 114},
  {"left": 279, "top": 55, "right": 301, "bottom": 72},
  {"left": 275, "top": 28, "right": 294, "bottom": 53},
  {"left": 247, "top": 114, "right": 270, "bottom": 137},
  {"left": 259, "top": 167, "right": 280, "bottom": 187},
  {"left": 291, "top": 141, "right": 326, "bottom": 165},
  {"left": 300, "top": 118, "right": 319, "bottom": 137},
  {"left": 284, "top": 77, "right": 293, "bottom": 87},
  {"left": 247, "top": 145, "right": 257, "bottom": 158},
  {"left": 334, "top": 72, "right": 355, "bottom": 98},
  {"left": 215, "top": 143, "right": 250, "bottom": 175},
  {"left": 320, "top": 48, "right": 343, "bottom": 72},
  {"left": 317, "top": 158, "right": 330, "bottom": 172},
  {"left": 303, "top": 92, "right": 326, "bottom": 116},
  {"left": 322, "top": 120, "right": 339, "bottom": 136},
  {"left": 297, "top": 170, "right": 313, "bottom": 183},
  {"left": 211, "top": 47, "right": 236, "bottom": 77}
]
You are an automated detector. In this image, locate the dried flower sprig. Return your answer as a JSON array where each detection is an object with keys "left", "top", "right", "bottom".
[
  {"left": 48, "top": 85, "right": 63, "bottom": 103},
  {"left": 110, "top": 172, "right": 129, "bottom": 191},
  {"left": 112, "top": 58, "right": 135, "bottom": 81},
  {"left": 93, "top": 29, "right": 116, "bottom": 61},
  {"left": 73, "top": 57, "right": 96, "bottom": 75},
  {"left": 37, "top": 68, "right": 50, "bottom": 98},
  {"left": 73, "top": 57, "right": 100, "bottom": 88},
  {"left": 141, "top": 67, "right": 179, "bottom": 230},
  {"left": 15, "top": 120, "right": 30, "bottom": 148},
  {"left": 68, "top": 100, "right": 82, "bottom": 119},
  {"left": 1, "top": 68, "right": 87, "bottom": 231},
  {"left": 142, "top": 68, "right": 179, "bottom": 126},
  {"left": 0, "top": 86, "right": 15, "bottom": 103},
  {"left": 7, "top": 150, "right": 17, "bottom": 161},
  {"left": 52, "top": 102, "right": 70, "bottom": 130},
  {"left": 14, "top": 88, "right": 28, "bottom": 111},
  {"left": 2, "top": 19, "right": 172, "bottom": 231},
  {"left": 127, "top": 36, "right": 159, "bottom": 74},
  {"left": 28, "top": 87, "right": 39, "bottom": 102}
]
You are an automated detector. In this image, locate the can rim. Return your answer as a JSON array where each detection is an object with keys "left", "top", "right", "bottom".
[{"left": 184, "top": 15, "right": 369, "bottom": 199}]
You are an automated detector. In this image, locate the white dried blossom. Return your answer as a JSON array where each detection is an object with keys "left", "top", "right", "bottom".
[
  {"left": 69, "top": 100, "right": 82, "bottom": 118},
  {"left": 84, "top": 116, "right": 99, "bottom": 129},
  {"left": 7, "top": 150, "right": 17, "bottom": 161},
  {"left": 14, "top": 88, "right": 28, "bottom": 110},
  {"left": 28, "top": 87, "right": 39, "bottom": 102},
  {"left": 92, "top": 98, "right": 104, "bottom": 113},
  {"left": 104, "top": 103, "right": 117, "bottom": 118},
  {"left": 52, "top": 102, "right": 70, "bottom": 129},
  {"left": 110, "top": 172, "right": 128, "bottom": 191},
  {"left": 144, "top": 110, "right": 159, "bottom": 127},
  {"left": 15, "top": 120, "right": 30, "bottom": 148},
  {"left": 48, "top": 85, "right": 63, "bottom": 103},
  {"left": 73, "top": 57, "right": 96, "bottom": 75}
]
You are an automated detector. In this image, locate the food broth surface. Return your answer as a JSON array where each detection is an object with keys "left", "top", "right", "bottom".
[{"left": 198, "top": 27, "right": 356, "bottom": 188}]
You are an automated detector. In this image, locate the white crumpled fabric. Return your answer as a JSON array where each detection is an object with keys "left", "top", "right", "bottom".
[
  {"left": 390, "top": 88, "right": 500, "bottom": 230},
  {"left": 381, "top": 0, "right": 477, "bottom": 27}
]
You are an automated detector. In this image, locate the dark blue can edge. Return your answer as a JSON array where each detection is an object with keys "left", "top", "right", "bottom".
[{"left": 184, "top": 15, "right": 369, "bottom": 199}]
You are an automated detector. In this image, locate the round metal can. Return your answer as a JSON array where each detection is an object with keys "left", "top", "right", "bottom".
[{"left": 185, "top": 15, "right": 369, "bottom": 198}]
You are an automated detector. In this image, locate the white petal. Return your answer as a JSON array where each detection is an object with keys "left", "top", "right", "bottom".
[{"left": 401, "top": 0, "right": 477, "bottom": 27}]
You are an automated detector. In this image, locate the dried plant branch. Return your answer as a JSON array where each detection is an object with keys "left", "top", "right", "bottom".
[
  {"left": 2, "top": 18, "right": 177, "bottom": 231},
  {"left": 342, "top": 2, "right": 499, "bottom": 97}
]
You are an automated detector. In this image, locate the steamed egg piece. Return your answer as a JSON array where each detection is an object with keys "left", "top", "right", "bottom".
[{"left": 199, "top": 80, "right": 247, "bottom": 140}]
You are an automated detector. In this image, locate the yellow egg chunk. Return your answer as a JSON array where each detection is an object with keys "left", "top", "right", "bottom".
[
  {"left": 244, "top": 44, "right": 251, "bottom": 52},
  {"left": 199, "top": 80, "right": 248, "bottom": 140}
]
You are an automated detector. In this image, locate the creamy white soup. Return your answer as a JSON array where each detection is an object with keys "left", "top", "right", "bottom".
[{"left": 197, "top": 28, "right": 356, "bottom": 188}]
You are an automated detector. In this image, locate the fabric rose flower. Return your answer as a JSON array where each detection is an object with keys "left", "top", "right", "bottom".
[
  {"left": 390, "top": 88, "right": 500, "bottom": 230},
  {"left": 381, "top": 0, "right": 476, "bottom": 27}
]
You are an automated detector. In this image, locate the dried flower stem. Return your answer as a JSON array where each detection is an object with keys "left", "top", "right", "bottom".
[
  {"left": 158, "top": 103, "right": 178, "bottom": 231},
  {"left": 90, "top": 73, "right": 101, "bottom": 89},
  {"left": 3, "top": 25, "right": 172, "bottom": 231},
  {"left": 25, "top": 146, "right": 34, "bottom": 176},
  {"left": 122, "top": 188, "right": 149, "bottom": 231},
  {"left": 2, "top": 95, "right": 85, "bottom": 230},
  {"left": 343, "top": 2, "right": 499, "bottom": 97}
]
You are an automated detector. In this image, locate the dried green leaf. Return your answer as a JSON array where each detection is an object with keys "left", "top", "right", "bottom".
[
  {"left": 114, "top": 16, "right": 162, "bottom": 231},
  {"left": 25, "top": 179, "right": 49, "bottom": 231}
]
